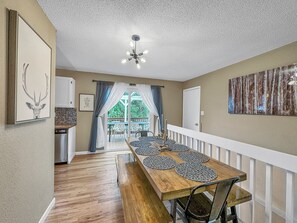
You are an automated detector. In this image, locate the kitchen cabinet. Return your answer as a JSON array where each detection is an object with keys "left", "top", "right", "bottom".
[
  {"left": 55, "top": 76, "right": 75, "bottom": 108},
  {"left": 67, "top": 126, "right": 76, "bottom": 164}
]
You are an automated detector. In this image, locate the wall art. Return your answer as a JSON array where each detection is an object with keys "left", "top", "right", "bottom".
[
  {"left": 79, "top": 94, "right": 95, "bottom": 112},
  {"left": 228, "top": 63, "right": 297, "bottom": 116},
  {"left": 8, "top": 10, "right": 52, "bottom": 124}
]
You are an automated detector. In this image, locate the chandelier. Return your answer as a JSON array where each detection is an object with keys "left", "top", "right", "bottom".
[
  {"left": 121, "top": 35, "right": 148, "bottom": 69},
  {"left": 288, "top": 64, "right": 297, "bottom": 86}
]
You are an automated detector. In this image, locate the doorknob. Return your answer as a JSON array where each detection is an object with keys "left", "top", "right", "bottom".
[{"left": 195, "top": 123, "right": 198, "bottom": 126}]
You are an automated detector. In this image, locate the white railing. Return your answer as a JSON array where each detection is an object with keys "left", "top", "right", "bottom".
[{"left": 167, "top": 124, "right": 297, "bottom": 223}]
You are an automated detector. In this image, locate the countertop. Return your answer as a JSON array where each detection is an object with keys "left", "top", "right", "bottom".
[{"left": 55, "top": 124, "right": 76, "bottom": 130}]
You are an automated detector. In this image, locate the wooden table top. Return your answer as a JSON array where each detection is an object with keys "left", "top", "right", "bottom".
[{"left": 126, "top": 138, "right": 247, "bottom": 201}]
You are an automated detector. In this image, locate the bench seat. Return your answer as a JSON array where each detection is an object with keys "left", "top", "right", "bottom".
[
  {"left": 116, "top": 154, "right": 173, "bottom": 223},
  {"left": 226, "top": 184, "right": 252, "bottom": 207}
]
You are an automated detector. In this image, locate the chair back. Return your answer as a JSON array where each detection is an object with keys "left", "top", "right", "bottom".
[
  {"left": 135, "top": 130, "right": 154, "bottom": 137},
  {"left": 185, "top": 177, "right": 239, "bottom": 222}
]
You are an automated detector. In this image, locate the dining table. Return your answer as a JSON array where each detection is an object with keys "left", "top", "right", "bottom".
[{"left": 125, "top": 137, "right": 247, "bottom": 222}]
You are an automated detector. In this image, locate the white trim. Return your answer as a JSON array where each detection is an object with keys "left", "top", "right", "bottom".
[
  {"left": 75, "top": 149, "right": 129, "bottom": 155},
  {"left": 38, "top": 197, "right": 55, "bottom": 223},
  {"left": 285, "top": 171, "right": 295, "bottom": 223},
  {"left": 167, "top": 124, "right": 297, "bottom": 172},
  {"left": 168, "top": 124, "right": 297, "bottom": 223},
  {"left": 67, "top": 152, "right": 75, "bottom": 164},
  {"left": 183, "top": 86, "right": 201, "bottom": 92},
  {"left": 75, "top": 150, "right": 102, "bottom": 155}
]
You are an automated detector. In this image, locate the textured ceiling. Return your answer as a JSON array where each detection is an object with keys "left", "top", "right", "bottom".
[{"left": 38, "top": 0, "right": 297, "bottom": 81}]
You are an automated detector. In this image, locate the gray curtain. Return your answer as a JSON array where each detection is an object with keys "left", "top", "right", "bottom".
[
  {"left": 151, "top": 86, "right": 164, "bottom": 131},
  {"left": 89, "top": 81, "right": 113, "bottom": 152}
]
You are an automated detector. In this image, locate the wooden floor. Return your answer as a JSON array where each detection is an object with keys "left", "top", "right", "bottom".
[
  {"left": 105, "top": 140, "right": 128, "bottom": 152},
  {"left": 46, "top": 151, "right": 130, "bottom": 223}
]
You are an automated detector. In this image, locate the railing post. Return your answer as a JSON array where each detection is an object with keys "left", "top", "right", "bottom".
[
  {"left": 285, "top": 171, "right": 295, "bottom": 223},
  {"left": 265, "top": 164, "right": 273, "bottom": 223},
  {"left": 225, "top": 149, "right": 230, "bottom": 165},
  {"left": 201, "top": 141, "right": 205, "bottom": 154},
  {"left": 185, "top": 136, "right": 188, "bottom": 146},
  {"left": 216, "top": 146, "right": 221, "bottom": 161},
  {"left": 181, "top": 135, "right": 184, "bottom": 145},
  {"left": 208, "top": 144, "right": 212, "bottom": 158},
  {"left": 236, "top": 153, "right": 242, "bottom": 218},
  {"left": 196, "top": 139, "right": 200, "bottom": 152},
  {"left": 190, "top": 138, "right": 193, "bottom": 149},
  {"left": 249, "top": 158, "right": 256, "bottom": 223}
]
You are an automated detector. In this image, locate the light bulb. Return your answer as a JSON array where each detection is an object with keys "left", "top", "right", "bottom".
[
  {"left": 126, "top": 51, "right": 130, "bottom": 56},
  {"left": 143, "top": 50, "right": 149, "bottom": 54},
  {"left": 129, "top": 41, "right": 134, "bottom": 48},
  {"left": 140, "top": 58, "right": 146, "bottom": 63},
  {"left": 121, "top": 59, "right": 127, "bottom": 64},
  {"left": 137, "top": 63, "right": 141, "bottom": 69}
]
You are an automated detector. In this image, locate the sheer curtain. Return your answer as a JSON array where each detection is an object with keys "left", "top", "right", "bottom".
[
  {"left": 89, "top": 81, "right": 113, "bottom": 152},
  {"left": 93, "top": 82, "right": 162, "bottom": 150},
  {"left": 96, "top": 82, "right": 129, "bottom": 148},
  {"left": 136, "top": 84, "right": 160, "bottom": 134},
  {"left": 151, "top": 85, "right": 164, "bottom": 132}
]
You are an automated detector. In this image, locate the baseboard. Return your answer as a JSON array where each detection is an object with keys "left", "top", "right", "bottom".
[
  {"left": 68, "top": 152, "right": 75, "bottom": 164},
  {"left": 38, "top": 197, "right": 55, "bottom": 223},
  {"left": 75, "top": 149, "right": 128, "bottom": 155},
  {"left": 75, "top": 150, "right": 101, "bottom": 155}
]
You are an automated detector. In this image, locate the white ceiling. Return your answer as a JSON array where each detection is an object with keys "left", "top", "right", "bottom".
[{"left": 38, "top": 0, "right": 297, "bottom": 81}]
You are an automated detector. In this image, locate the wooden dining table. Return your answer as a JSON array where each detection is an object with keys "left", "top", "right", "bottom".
[{"left": 125, "top": 138, "right": 247, "bottom": 222}]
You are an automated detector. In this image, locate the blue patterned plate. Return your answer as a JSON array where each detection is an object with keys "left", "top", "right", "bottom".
[
  {"left": 135, "top": 147, "right": 160, "bottom": 156},
  {"left": 130, "top": 141, "right": 151, "bottom": 148},
  {"left": 175, "top": 162, "right": 217, "bottom": 182},
  {"left": 143, "top": 156, "right": 176, "bottom": 170},
  {"left": 178, "top": 151, "right": 209, "bottom": 163},
  {"left": 169, "top": 144, "right": 190, "bottom": 152}
]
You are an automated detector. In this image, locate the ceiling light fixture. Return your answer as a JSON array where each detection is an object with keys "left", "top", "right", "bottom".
[
  {"left": 288, "top": 64, "right": 297, "bottom": 86},
  {"left": 121, "top": 35, "right": 148, "bottom": 69}
]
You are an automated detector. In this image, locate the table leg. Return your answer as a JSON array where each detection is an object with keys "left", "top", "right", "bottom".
[
  {"left": 109, "top": 125, "right": 111, "bottom": 142},
  {"left": 170, "top": 199, "right": 177, "bottom": 223}
]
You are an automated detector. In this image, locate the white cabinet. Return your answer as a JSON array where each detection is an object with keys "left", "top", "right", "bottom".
[
  {"left": 55, "top": 76, "right": 75, "bottom": 108},
  {"left": 67, "top": 126, "right": 76, "bottom": 164}
]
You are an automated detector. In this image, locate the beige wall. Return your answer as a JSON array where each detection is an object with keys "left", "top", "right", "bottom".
[
  {"left": 183, "top": 41, "right": 297, "bottom": 156},
  {"left": 0, "top": 1, "right": 56, "bottom": 223},
  {"left": 57, "top": 69, "right": 183, "bottom": 151}
]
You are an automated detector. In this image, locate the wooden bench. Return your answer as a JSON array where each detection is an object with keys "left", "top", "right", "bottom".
[
  {"left": 209, "top": 184, "right": 252, "bottom": 222},
  {"left": 116, "top": 154, "right": 173, "bottom": 223},
  {"left": 225, "top": 185, "right": 252, "bottom": 222}
]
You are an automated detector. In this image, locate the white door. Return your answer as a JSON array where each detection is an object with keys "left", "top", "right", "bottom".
[{"left": 183, "top": 86, "right": 201, "bottom": 131}]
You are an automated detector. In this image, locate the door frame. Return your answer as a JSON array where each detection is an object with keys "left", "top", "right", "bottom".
[
  {"left": 182, "top": 86, "right": 201, "bottom": 131},
  {"left": 104, "top": 87, "right": 153, "bottom": 147}
]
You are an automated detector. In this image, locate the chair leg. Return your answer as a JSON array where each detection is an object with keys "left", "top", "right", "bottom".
[
  {"left": 230, "top": 206, "right": 238, "bottom": 223},
  {"left": 220, "top": 206, "right": 227, "bottom": 223}
]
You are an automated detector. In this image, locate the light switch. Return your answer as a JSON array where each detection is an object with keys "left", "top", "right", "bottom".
[{"left": 201, "top": 111, "right": 205, "bottom": 116}]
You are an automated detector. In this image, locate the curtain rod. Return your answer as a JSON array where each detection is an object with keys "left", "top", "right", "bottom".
[{"left": 92, "top": 80, "right": 165, "bottom": 88}]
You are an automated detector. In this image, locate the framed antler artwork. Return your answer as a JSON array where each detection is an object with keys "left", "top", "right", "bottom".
[{"left": 7, "top": 10, "right": 52, "bottom": 124}]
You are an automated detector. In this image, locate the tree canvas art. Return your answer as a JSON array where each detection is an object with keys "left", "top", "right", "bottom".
[{"left": 228, "top": 63, "right": 297, "bottom": 116}]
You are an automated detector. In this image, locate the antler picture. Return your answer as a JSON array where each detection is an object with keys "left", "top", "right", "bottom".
[
  {"left": 8, "top": 11, "right": 51, "bottom": 124},
  {"left": 22, "top": 63, "right": 49, "bottom": 119}
]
